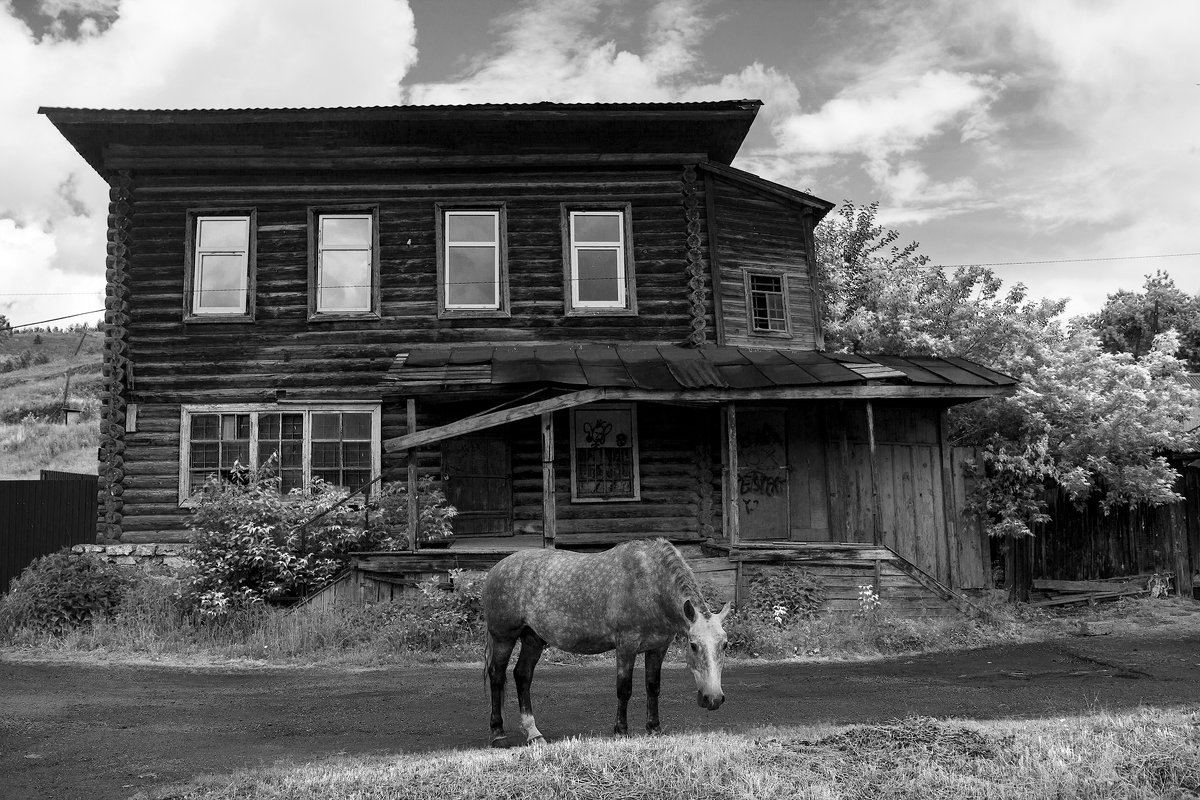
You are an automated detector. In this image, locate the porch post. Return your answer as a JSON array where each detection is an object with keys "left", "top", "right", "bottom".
[
  {"left": 866, "top": 401, "right": 882, "bottom": 546},
  {"left": 406, "top": 399, "right": 419, "bottom": 553},
  {"left": 723, "top": 402, "right": 740, "bottom": 547},
  {"left": 541, "top": 411, "right": 557, "bottom": 548}
]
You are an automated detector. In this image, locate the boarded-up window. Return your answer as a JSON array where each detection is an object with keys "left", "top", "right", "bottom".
[{"left": 570, "top": 404, "right": 640, "bottom": 501}]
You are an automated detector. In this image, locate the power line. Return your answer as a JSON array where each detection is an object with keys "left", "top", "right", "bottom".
[
  {"left": 941, "top": 251, "right": 1200, "bottom": 269},
  {"left": 5, "top": 309, "right": 105, "bottom": 331}
]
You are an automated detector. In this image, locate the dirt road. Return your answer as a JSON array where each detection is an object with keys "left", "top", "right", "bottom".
[{"left": 3, "top": 633, "right": 1198, "bottom": 800}]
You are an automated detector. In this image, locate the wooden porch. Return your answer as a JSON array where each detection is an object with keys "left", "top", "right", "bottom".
[{"left": 305, "top": 537, "right": 976, "bottom": 618}]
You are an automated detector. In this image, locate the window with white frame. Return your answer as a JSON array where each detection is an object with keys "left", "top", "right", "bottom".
[
  {"left": 180, "top": 405, "right": 380, "bottom": 502},
  {"left": 570, "top": 404, "right": 640, "bottom": 501},
  {"left": 190, "top": 214, "right": 252, "bottom": 316},
  {"left": 746, "top": 272, "right": 789, "bottom": 335},
  {"left": 314, "top": 212, "right": 375, "bottom": 314},
  {"left": 440, "top": 208, "right": 505, "bottom": 313},
  {"left": 565, "top": 209, "right": 634, "bottom": 312}
]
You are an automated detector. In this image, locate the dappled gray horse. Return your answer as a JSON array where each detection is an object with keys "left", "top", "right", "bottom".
[{"left": 482, "top": 538, "right": 731, "bottom": 746}]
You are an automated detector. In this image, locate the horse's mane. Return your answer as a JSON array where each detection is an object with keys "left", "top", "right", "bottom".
[{"left": 644, "top": 538, "right": 708, "bottom": 613}]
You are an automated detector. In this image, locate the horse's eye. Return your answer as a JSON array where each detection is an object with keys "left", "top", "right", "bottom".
[
  {"left": 690, "top": 642, "right": 699, "bottom": 652},
  {"left": 721, "top": 642, "right": 728, "bottom": 651}
]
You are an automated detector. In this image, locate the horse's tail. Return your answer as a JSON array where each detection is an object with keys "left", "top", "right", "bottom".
[{"left": 483, "top": 632, "right": 492, "bottom": 681}]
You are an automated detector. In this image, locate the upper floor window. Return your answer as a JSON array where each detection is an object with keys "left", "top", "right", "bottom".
[
  {"left": 310, "top": 208, "right": 379, "bottom": 319},
  {"left": 180, "top": 404, "right": 380, "bottom": 503},
  {"left": 437, "top": 206, "right": 508, "bottom": 317},
  {"left": 746, "top": 271, "right": 791, "bottom": 337},
  {"left": 186, "top": 211, "right": 255, "bottom": 320},
  {"left": 563, "top": 206, "right": 637, "bottom": 315}
]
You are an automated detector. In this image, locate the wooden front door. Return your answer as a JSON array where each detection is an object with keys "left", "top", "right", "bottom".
[
  {"left": 737, "top": 409, "right": 790, "bottom": 541},
  {"left": 442, "top": 436, "right": 512, "bottom": 537}
]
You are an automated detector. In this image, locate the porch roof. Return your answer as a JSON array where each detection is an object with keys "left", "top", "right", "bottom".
[{"left": 383, "top": 344, "right": 1016, "bottom": 395}]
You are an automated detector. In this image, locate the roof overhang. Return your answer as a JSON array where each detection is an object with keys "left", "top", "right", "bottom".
[
  {"left": 381, "top": 344, "right": 1017, "bottom": 451},
  {"left": 39, "top": 100, "right": 763, "bottom": 176},
  {"left": 699, "top": 161, "right": 836, "bottom": 222}
]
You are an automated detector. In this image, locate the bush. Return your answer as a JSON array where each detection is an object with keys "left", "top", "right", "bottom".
[
  {"left": 0, "top": 549, "right": 131, "bottom": 635},
  {"left": 185, "top": 460, "right": 457, "bottom": 615},
  {"left": 721, "top": 567, "right": 824, "bottom": 658}
]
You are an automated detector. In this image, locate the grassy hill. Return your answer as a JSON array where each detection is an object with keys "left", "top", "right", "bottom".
[{"left": 0, "top": 330, "right": 104, "bottom": 479}]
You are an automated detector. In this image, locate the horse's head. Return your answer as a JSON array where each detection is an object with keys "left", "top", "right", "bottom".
[{"left": 682, "top": 598, "right": 731, "bottom": 711}]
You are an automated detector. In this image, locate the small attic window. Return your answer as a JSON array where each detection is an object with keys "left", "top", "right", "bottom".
[{"left": 746, "top": 272, "right": 790, "bottom": 335}]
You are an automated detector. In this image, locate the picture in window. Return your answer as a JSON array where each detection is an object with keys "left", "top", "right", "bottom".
[{"left": 571, "top": 404, "right": 638, "bottom": 500}]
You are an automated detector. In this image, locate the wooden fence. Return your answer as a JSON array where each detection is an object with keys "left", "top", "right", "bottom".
[{"left": 0, "top": 472, "right": 97, "bottom": 592}]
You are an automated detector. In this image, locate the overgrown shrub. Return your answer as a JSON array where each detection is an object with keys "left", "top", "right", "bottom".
[
  {"left": 368, "top": 569, "right": 486, "bottom": 652},
  {"left": 0, "top": 549, "right": 131, "bottom": 635},
  {"left": 185, "top": 460, "right": 457, "bottom": 615},
  {"left": 721, "top": 566, "right": 824, "bottom": 657}
]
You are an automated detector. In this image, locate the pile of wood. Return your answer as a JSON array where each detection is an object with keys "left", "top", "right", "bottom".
[{"left": 1027, "top": 575, "right": 1157, "bottom": 607}]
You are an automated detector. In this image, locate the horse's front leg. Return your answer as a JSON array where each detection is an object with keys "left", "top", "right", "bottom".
[
  {"left": 487, "top": 632, "right": 516, "bottom": 747},
  {"left": 644, "top": 644, "right": 669, "bottom": 734},
  {"left": 613, "top": 648, "right": 636, "bottom": 735},
  {"left": 514, "top": 630, "right": 547, "bottom": 745}
]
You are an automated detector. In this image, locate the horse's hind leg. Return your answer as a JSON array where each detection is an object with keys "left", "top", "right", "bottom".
[
  {"left": 487, "top": 631, "right": 517, "bottom": 747},
  {"left": 513, "top": 629, "right": 547, "bottom": 745}
]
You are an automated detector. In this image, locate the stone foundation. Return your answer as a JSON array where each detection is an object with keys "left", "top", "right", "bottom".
[{"left": 71, "top": 543, "right": 193, "bottom": 572}]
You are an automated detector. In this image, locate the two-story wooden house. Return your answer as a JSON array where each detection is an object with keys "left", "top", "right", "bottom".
[{"left": 42, "top": 101, "right": 1014, "bottom": 614}]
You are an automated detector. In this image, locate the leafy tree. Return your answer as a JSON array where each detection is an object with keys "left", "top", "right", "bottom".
[
  {"left": 814, "top": 203, "right": 1200, "bottom": 538},
  {"left": 1086, "top": 271, "right": 1200, "bottom": 370},
  {"left": 0, "top": 314, "right": 10, "bottom": 336}
]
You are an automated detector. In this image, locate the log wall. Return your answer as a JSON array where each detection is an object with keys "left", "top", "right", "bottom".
[
  {"left": 115, "top": 162, "right": 724, "bottom": 540},
  {"left": 707, "top": 174, "right": 818, "bottom": 349}
]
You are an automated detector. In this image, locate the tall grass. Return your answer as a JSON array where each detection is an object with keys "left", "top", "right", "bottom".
[
  {"left": 145, "top": 709, "right": 1200, "bottom": 800},
  {"left": 0, "top": 413, "right": 100, "bottom": 478}
]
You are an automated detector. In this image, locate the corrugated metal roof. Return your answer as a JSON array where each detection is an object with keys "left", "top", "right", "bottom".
[
  {"left": 39, "top": 100, "right": 762, "bottom": 115},
  {"left": 384, "top": 344, "right": 1017, "bottom": 393}
]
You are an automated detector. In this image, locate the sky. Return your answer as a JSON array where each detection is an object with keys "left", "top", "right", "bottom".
[{"left": 2, "top": 0, "right": 1198, "bottom": 330}]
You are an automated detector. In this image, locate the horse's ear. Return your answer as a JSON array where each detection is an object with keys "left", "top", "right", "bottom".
[
  {"left": 716, "top": 601, "right": 732, "bottom": 622},
  {"left": 683, "top": 598, "right": 697, "bottom": 623}
]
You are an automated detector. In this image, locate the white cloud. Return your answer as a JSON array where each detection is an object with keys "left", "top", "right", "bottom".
[
  {"left": 773, "top": 69, "right": 1000, "bottom": 160},
  {"left": 0, "top": 0, "right": 418, "bottom": 327}
]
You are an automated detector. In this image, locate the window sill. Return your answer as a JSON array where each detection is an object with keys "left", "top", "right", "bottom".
[
  {"left": 184, "top": 314, "right": 255, "bottom": 325},
  {"left": 748, "top": 329, "right": 794, "bottom": 340},
  {"left": 565, "top": 307, "right": 638, "bottom": 318},
  {"left": 308, "top": 311, "right": 382, "bottom": 323},
  {"left": 437, "top": 308, "right": 511, "bottom": 319},
  {"left": 570, "top": 495, "right": 642, "bottom": 504}
]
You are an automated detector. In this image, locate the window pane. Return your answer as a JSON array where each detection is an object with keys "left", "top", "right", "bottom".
[
  {"left": 196, "top": 254, "right": 244, "bottom": 310},
  {"left": 321, "top": 216, "right": 370, "bottom": 247},
  {"left": 447, "top": 213, "right": 496, "bottom": 243},
  {"left": 312, "top": 441, "right": 340, "bottom": 469},
  {"left": 319, "top": 249, "right": 371, "bottom": 311},
  {"left": 260, "top": 413, "right": 280, "bottom": 441},
  {"left": 342, "top": 470, "right": 371, "bottom": 489},
  {"left": 281, "top": 470, "right": 303, "bottom": 493},
  {"left": 191, "top": 414, "right": 218, "bottom": 440},
  {"left": 198, "top": 218, "right": 248, "bottom": 250},
  {"left": 575, "top": 250, "right": 620, "bottom": 303},
  {"left": 446, "top": 246, "right": 498, "bottom": 306},
  {"left": 343, "top": 441, "right": 371, "bottom": 468},
  {"left": 191, "top": 442, "right": 218, "bottom": 469},
  {"left": 279, "top": 441, "right": 302, "bottom": 468},
  {"left": 221, "top": 442, "right": 249, "bottom": 469},
  {"left": 282, "top": 413, "right": 304, "bottom": 439},
  {"left": 573, "top": 213, "right": 621, "bottom": 243},
  {"left": 343, "top": 413, "right": 371, "bottom": 440},
  {"left": 312, "top": 413, "right": 340, "bottom": 440}
]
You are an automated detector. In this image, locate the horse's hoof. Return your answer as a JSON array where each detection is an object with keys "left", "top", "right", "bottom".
[
  {"left": 527, "top": 735, "right": 547, "bottom": 747},
  {"left": 646, "top": 725, "right": 663, "bottom": 736},
  {"left": 490, "top": 735, "right": 509, "bottom": 749},
  {"left": 613, "top": 726, "right": 629, "bottom": 736}
]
